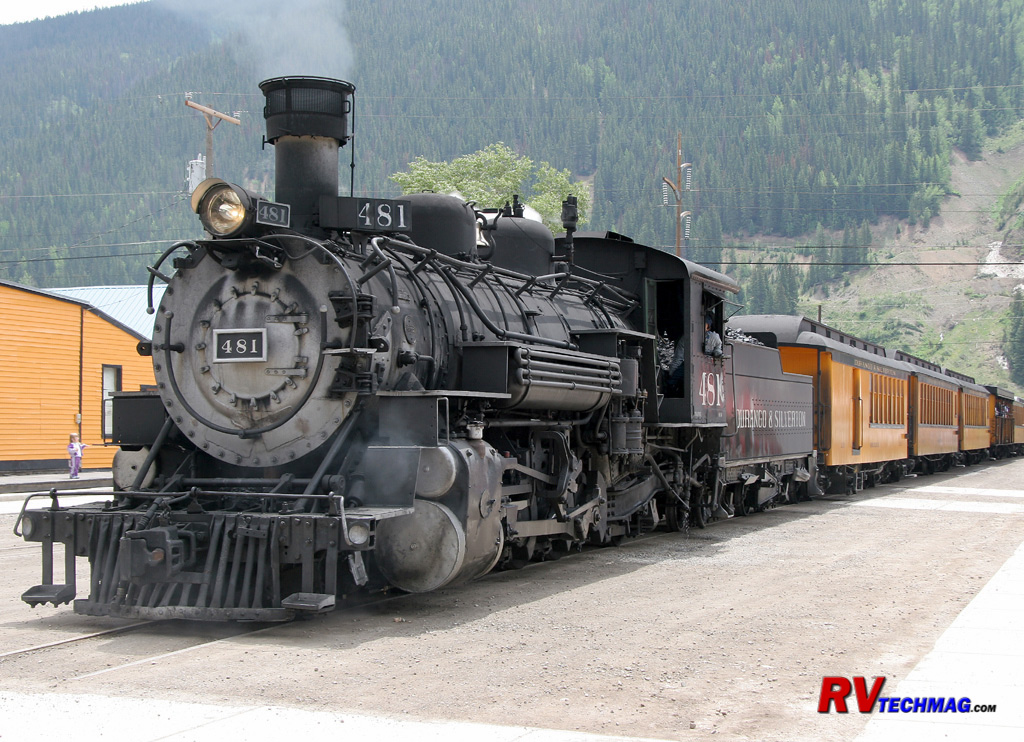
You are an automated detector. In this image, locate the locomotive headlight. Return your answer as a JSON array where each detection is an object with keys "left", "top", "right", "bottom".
[
  {"left": 347, "top": 522, "right": 370, "bottom": 546},
  {"left": 18, "top": 511, "right": 46, "bottom": 542},
  {"left": 204, "top": 188, "right": 245, "bottom": 234},
  {"left": 191, "top": 178, "right": 259, "bottom": 238},
  {"left": 20, "top": 513, "right": 35, "bottom": 540}
]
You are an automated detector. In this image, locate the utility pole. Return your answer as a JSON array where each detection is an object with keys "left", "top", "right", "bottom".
[
  {"left": 661, "top": 131, "right": 693, "bottom": 259},
  {"left": 185, "top": 99, "right": 241, "bottom": 180}
]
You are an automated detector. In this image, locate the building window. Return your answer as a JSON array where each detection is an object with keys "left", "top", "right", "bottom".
[{"left": 102, "top": 365, "right": 122, "bottom": 439}]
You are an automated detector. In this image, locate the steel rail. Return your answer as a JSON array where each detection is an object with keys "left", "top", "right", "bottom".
[{"left": 0, "top": 621, "right": 154, "bottom": 660}]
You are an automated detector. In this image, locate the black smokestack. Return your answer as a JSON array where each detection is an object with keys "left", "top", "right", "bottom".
[{"left": 259, "top": 76, "right": 355, "bottom": 232}]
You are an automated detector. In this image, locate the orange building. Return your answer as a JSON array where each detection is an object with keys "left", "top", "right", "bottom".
[{"left": 0, "top": 280, "right": 158, "bottom": 472}]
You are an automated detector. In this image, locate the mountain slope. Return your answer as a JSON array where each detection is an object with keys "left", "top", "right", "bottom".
[
  {"left": 0, "top": 0, "right": 1023, "bottom": 385},
  {"left": 812, "top": 134, "right": 1024, "bottom": 387}
]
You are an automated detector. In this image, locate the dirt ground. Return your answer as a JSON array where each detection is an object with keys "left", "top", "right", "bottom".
[{"left": 1, "top": 459, "right": 1022, "bottom": 741}]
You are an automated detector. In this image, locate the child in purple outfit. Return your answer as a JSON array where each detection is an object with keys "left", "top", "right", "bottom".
[{"left": 68, "top": 433, "right": 88, "bottom": 479}]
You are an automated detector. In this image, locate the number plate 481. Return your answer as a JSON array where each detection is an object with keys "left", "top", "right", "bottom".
[
  {"left": 213, "top": 329, "right": 267, "bottom": 363},
  {"left": 319, "top": 196, "right": 412, "bottom": 233},
  {"left": 255, "top": 200, "right": 291, "bottom": 228}
]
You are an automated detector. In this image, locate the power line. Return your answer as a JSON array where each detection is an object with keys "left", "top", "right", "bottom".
[
  {"left": 718, "top": 243, "right": 1020, "bottom": 251},
  {"left": 92, "top": 82, "right": 1024, "bottom": 104},
  {"left": 0, "top": 191, "right": 185, "bottom": 200},
  {"left": 0, "top": 249, "right": 164, "bottom": 267},
  {"left": 699, "top": 260, "right": 1024, "bottom": 267},
  {"left": 8, "top": 184, "right": 1017, "bottom": 200}
]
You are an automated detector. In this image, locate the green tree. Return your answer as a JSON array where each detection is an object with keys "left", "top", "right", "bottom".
[
  {"left": 744, "top": 265, "right": 771, "bottom": 314},
  {"left": 528, "top": 162, "right": 593, "bottom": 232},
  {"left": 774, "top": 260, "right": 800, "bottom": 314},
  {"left": 389, "top": 143, "right": 590, "bottom": 231},
  {"left": 1006, "top": 291, "right": 1024, "bottom": 387}
]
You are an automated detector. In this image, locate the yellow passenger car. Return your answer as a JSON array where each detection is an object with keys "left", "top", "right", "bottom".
[
  {"left": 891, "top": 351, "right": 960, "bottom": 473},
  {"left": 1015, "top": 397, "right": 1024, "bottom": 448},
  {"left": 946, "top": 369, "right": 991, "bottom": 463},
  {"left": 985, "top": 385, "right": 1020, "bottom": 457}
]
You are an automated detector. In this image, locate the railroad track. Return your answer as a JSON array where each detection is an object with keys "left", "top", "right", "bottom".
[
  {"left": 0, "top": 507, "right": 803, "bottom": 674},
  {"left": 0, "top": 544, "right": 38, "bottom": 554},
  {"left": 0, "top": 621, "right": 156, "bottom": 660},
  {"left": 0, "top": 588, "right": 411, "bottom": 675},
  {"left": 0, "top": 618, "right": 280, "bottom": 684}
]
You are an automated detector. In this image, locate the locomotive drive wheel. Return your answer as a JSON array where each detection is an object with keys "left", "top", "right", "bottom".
[
  {"left": 665, "top": 502, "right": 686, "bottom": 532},
  {"left": 736, "top": 485, "right": 755, "bottom": 516},
  {"left": 690, "top": 486, "right": 713, "bottom": 529}
]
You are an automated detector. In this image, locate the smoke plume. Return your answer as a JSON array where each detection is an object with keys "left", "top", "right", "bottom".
[{"left": 155, "top": 0, "right": 355, "bottom": 83}]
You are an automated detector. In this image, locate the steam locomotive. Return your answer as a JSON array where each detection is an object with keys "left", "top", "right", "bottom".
[{"left": 13, "top": 77, "right": 1014, "bottom": 621}]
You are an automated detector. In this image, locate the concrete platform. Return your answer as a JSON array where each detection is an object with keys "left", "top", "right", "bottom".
[
  {"left": 0, "top": 469, "right": 112, "bottom": 497},
  {"left": 0, "top": 693, "right": 669, "bottom": 742},
  {"left": 856, "top": 538, "right": 1024, "bottom": 742}
]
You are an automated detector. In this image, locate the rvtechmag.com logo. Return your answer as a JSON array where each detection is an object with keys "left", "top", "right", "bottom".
[{"left": 817, "top": 677, "right": 998, "bottom": 714}]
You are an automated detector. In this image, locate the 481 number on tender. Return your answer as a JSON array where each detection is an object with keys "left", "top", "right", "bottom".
[{"left": 700, "top": 371, "right": 726, "bottom": 407}]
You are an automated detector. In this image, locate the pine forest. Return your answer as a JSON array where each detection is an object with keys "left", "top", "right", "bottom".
[{"left": 2, "top": 0, "right": 1024, "bottom": 383}]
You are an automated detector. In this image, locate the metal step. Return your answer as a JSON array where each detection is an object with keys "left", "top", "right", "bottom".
[
  {"left": 22, "top": 583, "right": 76, "bottom": 607},
  {"left": 281, "top": 592, "right": 336, "bottom": 613}
]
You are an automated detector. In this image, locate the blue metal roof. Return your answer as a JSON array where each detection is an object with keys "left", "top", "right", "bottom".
[{"left": 49, "top": 285, "right": 165, "bottom": 340}]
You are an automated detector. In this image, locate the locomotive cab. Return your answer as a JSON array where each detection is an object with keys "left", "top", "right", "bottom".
[
  {"left": 651, "top": 278, "right": 730, "bottom": 425},
  {"left": 641, "top": 277, "right": 731, "bottom": 428},
  {"left": 565, "top": 234, "right": 737, "bottom": 427}
]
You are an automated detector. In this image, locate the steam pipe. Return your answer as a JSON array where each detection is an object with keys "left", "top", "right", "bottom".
[
  {"left": 383, "top": 236, "right": 638, "bottom": 312},
  {"left": 376, "top": 245, "right": 442, "bottom": 388},
  {"left": 291, "top": 401, "right": 365, "bottom": 513},
  {"left": 368, "top": 238, "right": 401, "bottom": 313},
  {"left": 440, "top": 266, "right": 577, "bottom": 350},
  {"left": 145, "top": 240, "right": 200, "bottom": 314},
  {"left": 130, "top": 416, "right": 175, "bottom": 491}
]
